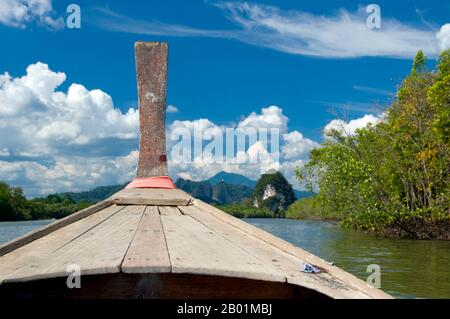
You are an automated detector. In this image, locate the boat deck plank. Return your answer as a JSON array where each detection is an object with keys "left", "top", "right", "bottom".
[
  {"left": 181, "top": 204, "right": 370, "bottom": 299},
  {"left": 160, "top": 206, "right": 286, "bottom": 283},
  {"left": 192, "top": 199, "right": 391, "bottom": 299},
  {"left": 112, "top": 188, "right": 192, "bottom": 206},
  {"left": 121, "top": 206, "right": 171, "bottom": 273},
  {"left": 3, "top": 205, "right": 144, "bottom": 283},
  {"left": 0, "top": 204, "right": 122, "bottom": 284}
]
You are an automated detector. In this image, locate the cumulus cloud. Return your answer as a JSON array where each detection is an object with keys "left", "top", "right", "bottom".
[
  {"left": 96, "top": 1, "right": 446, "bottom": 59},
  {"left": 0, "top": 64, "right": 315, "bottom": 195},
  {"left": 324, "top": 114, "right": 381, "bottom": 137},
  {"left": 238, "top": 105, "right": 288, "bottom": 133},
  {"left": 0, "top": 152, "right": 139, "bottom": 197},
  {"left": 0, "top": 0, "right": 63, "bottom": 29},
  {"left": 282, "top": 131, "right": 319, "bottom": 160},
  {"left": 437, "top": 24, "right": 450, "bottom": 52},
  {"left": 166, "top": 105, "right": 318, "bottom": 189},
  {"left": 0, "top": 62, "right": 390, "bottom": 196},
  {"left": 0, "top": 62, "right": 139, "bottom": 196}
]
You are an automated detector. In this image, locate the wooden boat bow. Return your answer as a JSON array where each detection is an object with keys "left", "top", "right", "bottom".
[{"left": 0, "top": 42, "right": 392, "bottom": 299}]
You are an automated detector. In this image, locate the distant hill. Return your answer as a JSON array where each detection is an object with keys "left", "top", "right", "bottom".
[
  {"left": 207, "top": 171, "right": 257, "bottom": 188},
  {"left": 58, "top": 183, "right": 127, "bottom": 203},
  {"left": 175, "top": 178, "right": 253, "bottom": 205},
  {"left": 212, "top": 181, "right": 253, "bottom": 204},
  {"left": 52, "top": 172, "right": 313, "bottom": 206},
  {"left": 174, "top": 179, "right": 213, "bottom": 203},
  {"left": 253, "top": 172, "right": 296, "bottom": 214},
  {"left": 208, "top": 171, "right": 313, "bottom": 199}
]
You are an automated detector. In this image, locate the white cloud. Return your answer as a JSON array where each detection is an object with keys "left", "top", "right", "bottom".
[
  {"left": 353, "top": 85, "right": 392, "bottom": 96},
  {"left": 437, "top": 24, "right": 450, "bottom": 52},
  {"left": 0, "top": 152, "right": 139, "bottom": 197},
  {"left": 216, "top": 2, "right": 440, "bottom": 58},
  {"left": 282, "top": 131, "right": 319, "bottom": 160},
  {"left": 167, "top": 106, "right": 315, "bottom": 188},
  {"left": 168, "top": 140, "right": 282, "bottom": 183},
  {"left": 0, "top": 62, "right": 139, "bottom": 196},
  {"left": 324, "top": 114, "right": 381, "bottom": 137},
  {"left": 0, "top": 62, "right": 390, "bottom": 196},
  {"left": 96, "top": 2, "right": 446, "bottom": 59},
  {"left": 0, "top": 0, "right": 63, "bottom": 29},
  {"left": 238, "top": 105, "right": 288, "bottom": 132},
  {"left": 167, "top": 104, "right": 179, "bottom": 113},
  {"left": 0, "top": 62, "right": 324, "bottom": 195}
]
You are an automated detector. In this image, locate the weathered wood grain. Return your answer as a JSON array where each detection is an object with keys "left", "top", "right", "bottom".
[
  {"left": 158, "top": 205, "right": 182, "bottom": 216},
  {"left": 121, "top": 206, "right": 171, "bottom": 273},
  {"left": 160, "top": 206, "right": 285, "bottom": 283},
  {"left": 111, "top": 188, "right": 192, "bottom": 206},
  {"left": 0, "top": 204, "right": 124, "bottom": 285},
  {"left": 3, "top": 205, "right": 145, "bottom": 283},
  {"left": 135, "top": 42, "right": 169, "bottom": 178},
  {"left": 181, "top": 205, "right": 370, "bottom": 299},
  {"left": 192, "top": 199, "right": 392, "bottom": 299}
]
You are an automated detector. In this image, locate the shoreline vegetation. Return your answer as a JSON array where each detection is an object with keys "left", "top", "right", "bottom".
[
  {"left": 297, "top": 50, "right": 450, "bottom": 240},
  {"left": 0, "top": 181, "right": 90, "bottom": 221}
]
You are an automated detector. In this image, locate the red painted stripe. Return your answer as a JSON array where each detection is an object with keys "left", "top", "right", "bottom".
[{"left": 126, "top": 176, "right": 176, "bottom": 189}]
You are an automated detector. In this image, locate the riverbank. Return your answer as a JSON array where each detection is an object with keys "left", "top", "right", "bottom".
[
  {"left": 2, "top": 197, "right": 449, "bottom": 240},
  {"left": 284, "top": 196, "right": 450, "bottom": 240},
  {"left": 0, "top": 182, "right": 90, "bottom": 221},
  {"left": 284, "top": 197, "right": 340, "bottom": 221}
]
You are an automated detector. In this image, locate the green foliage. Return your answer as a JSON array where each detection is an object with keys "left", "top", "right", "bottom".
[
  {"left": 437, "top": 49, "right": 450, "bottom": 76},
  {"left": 253, "top": 172, "right": 296, "bottom": 214},
  {"left": 0, "top": 182, "right": 30, "bottom": 221},
  {"left": 411, "top": 50, "right": 426, "bottom": 75},
  {"left": 285, "top": 196, "right": 338, "bottom": 221},
  {"left": 0, "top": 181, "right": 90, "bottom": 221},
  {"left": 298, "top": 50, "right": 450, "bottom": 238},
  {"left": 61, "top": 184, "right": 127, "bottom": 203},
  {"left": 216, "top": 203, "right": 274, "bottom": 218},
  {"left": 428, "top": 50, "right": 450, "bottom": 143},
  {"left": 27, "top": 195, "right": 90, "bottom": 220}
]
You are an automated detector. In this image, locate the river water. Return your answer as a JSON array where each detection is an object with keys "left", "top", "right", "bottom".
[
  {"left": 1, "top": 218, "right": 449, "bottom": 299},
  {"left": 244, "top": 219, "right": 450, "bottom": 299}
]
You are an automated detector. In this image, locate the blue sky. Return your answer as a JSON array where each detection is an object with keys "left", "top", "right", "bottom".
[{"left": 0, "top": 0, "right": 449, "bottom": 196}]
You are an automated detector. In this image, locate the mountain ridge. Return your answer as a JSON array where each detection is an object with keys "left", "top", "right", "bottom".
[{"left": 53, "top": 171, "right": 313, "bottom": 205}]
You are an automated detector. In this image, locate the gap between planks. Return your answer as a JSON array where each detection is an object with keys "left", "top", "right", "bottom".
[{"left": 121, "top": 206, "right": 172, "bottom": 273}]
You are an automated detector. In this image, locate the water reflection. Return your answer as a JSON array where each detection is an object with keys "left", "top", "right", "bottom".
[{"left": 0, "top": 220, "right": 53, "bottom": 244}]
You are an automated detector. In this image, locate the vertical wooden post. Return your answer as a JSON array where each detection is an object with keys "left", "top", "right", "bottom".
[{"left": 135, "top": 42, "right": 169, "bottom": 178}]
